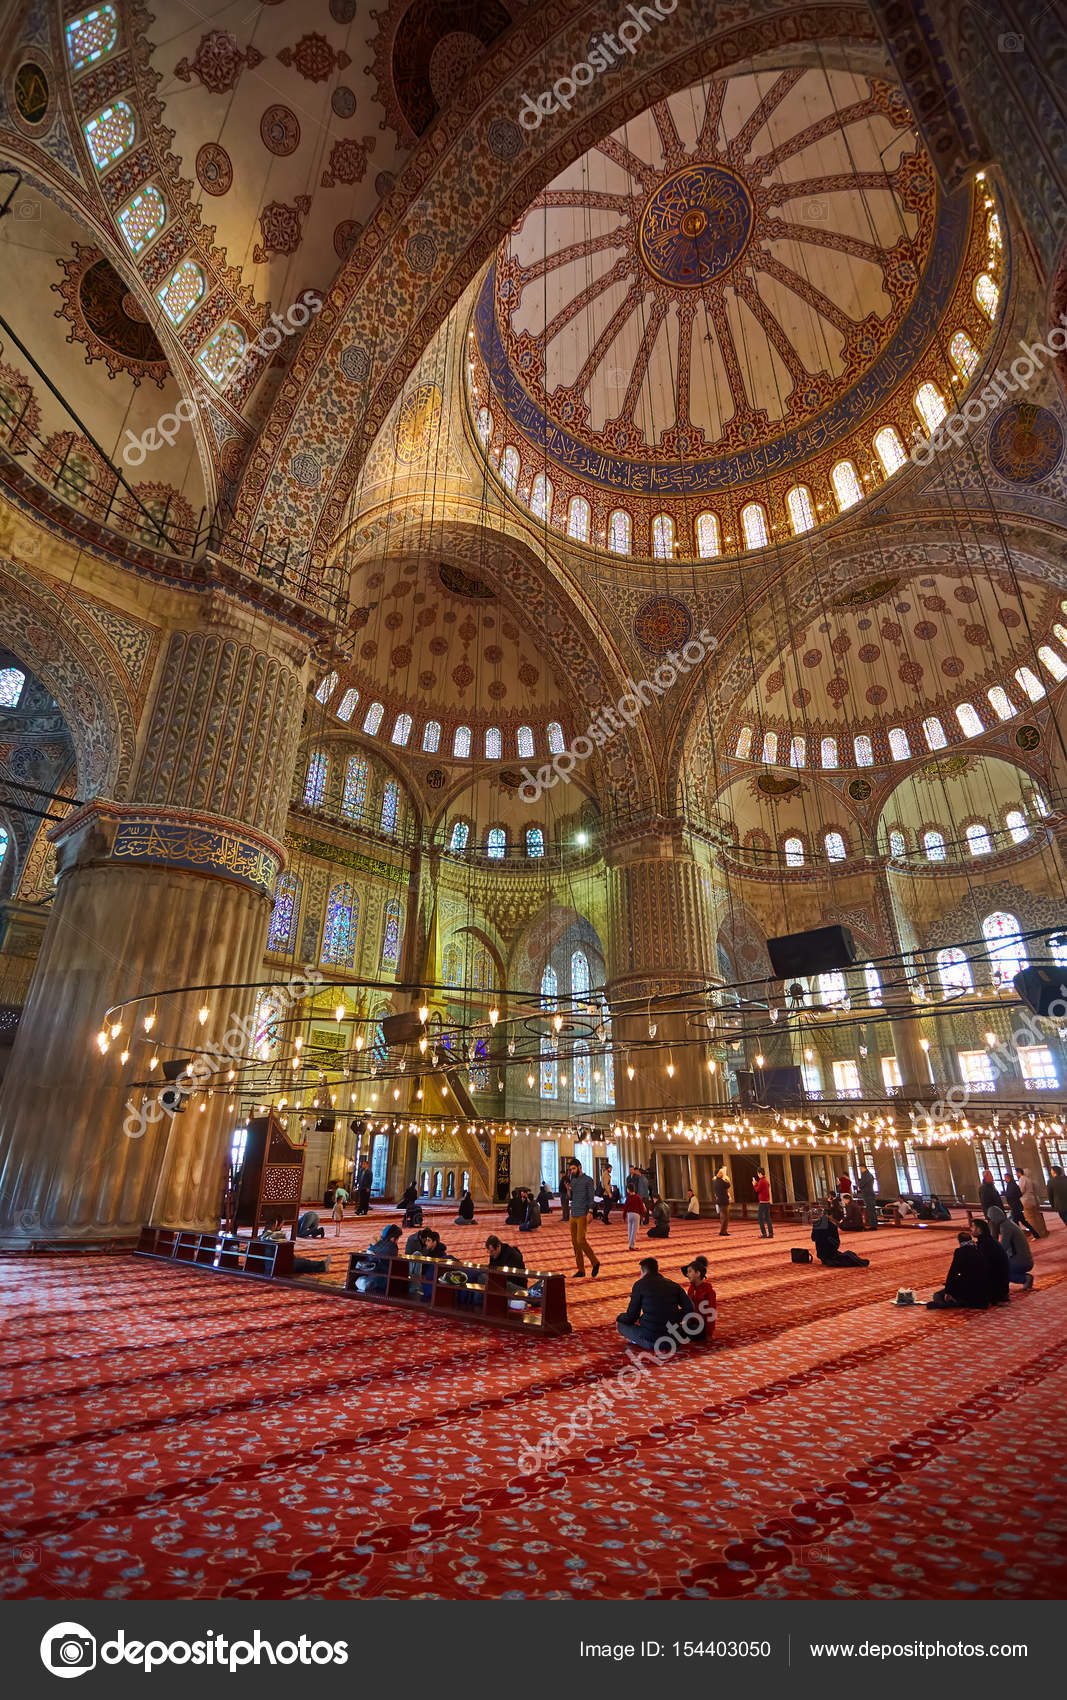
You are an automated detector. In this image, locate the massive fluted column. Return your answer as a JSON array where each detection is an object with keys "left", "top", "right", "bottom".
[{"left": 0, "top": 589, "right": 311, "bottom": 1241}]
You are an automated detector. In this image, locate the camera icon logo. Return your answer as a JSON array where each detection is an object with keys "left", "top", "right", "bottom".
[{"left": 40, "top": 1623, "right": 97, "bottom": 1679}]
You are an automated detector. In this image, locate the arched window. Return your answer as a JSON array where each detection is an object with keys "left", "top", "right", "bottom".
[
  {"left": 734, "top": 726, "right": 752, "bottom": 759},
  {"left": 854, "top": 734, "right": 873, "bottom": 767},
  {"left": 484, "top": 727, "right": 501, "bottom": 760},
  {"left": 252, "top": 989, "right": 282, "bottom": 1060},
  {"left": 786, "top": 485, "right": 816, "bottom": 534},
  {"left": 865, "top": 963, "right": 883, "bottom": 1005},
  {"left": 486, "top": 826, "right": 506, "bottom": 859},
  {"left": 987, "top": 685, "right": 1015, "bottom": 721},
  {"left": 821, "top": 736, "right": 838, "bottom": 769},
  {"left": 267, "top": 873, "right": 299, "bottom": 951},
  {"left": 1055, "top": 624, "right": 1067, "bottom": 649},
  {"left": 571, "top": 949, "right": 591, "bottom": 1004},
  {"left": 922, "top": 716, "right": 947, "bottom": 750},
  {"left": 336, "top": 688, "right": 358, "bottom": 722},
  {"left": 363, "top": 701, "right": 384, "bottom": 734},
  {"left": 696, "top": 511, "right": 720, "bottom": 557},
  {"left": 117, "top": 185, "right": 166, "bottom": 254},
  {"left": 818, "top": 970, "right": 846, "bottom": 1004},
  {"left": 547, "top": 722, "right": 565, "bottom": 754},
  {"left": 824, "top": 831, "right": 846, "bottom": 862},
  {"left": 530, "top": 473, "right": 553, "bottom": 521},
  {"left": 540, "top": 964, "right": 558, "bottom": 1009},
  {"left": 517, "top": 725, "right": 534, "bottom": 759},
  {"left": 540, "top": 1036, "right": 558, "bottom": 1099},
  {"left": 471, "top": 947, "right": 494, "bottom": 990},
  {"left": 453, "top": 725, "right": 471, "bottom": 757},
  {"left": 304, "top": 749, "right": 328, "bottom": 807},
  {"left": 874, "top": 426, "right": 907, "bottom": 475},
  {"left": 84, "top": 100, "right": 135, "bottom": 168},
  {"left": 831, "top": 460, "right": 862, "bottom": 511},
  {"left": 1032, "top": 789, "right": 1050, "bottom": 818},
  {"left": 652, "top": 513, "right": 675, "bottom": 559},
  {"left": 924, "top": 829, "right": 946, "bottom": 861},
  {"left": 888, "top": 726, "right": 911, "bottom": 760},
  {"left": 914, "top": 381, "right": 948, "bottom": 433},
  {"left": 761, "top": 730, "right": 778, "bottom": 765},
  {"left": 391, "top": 713, "right": 412, "bottom": 747},
  {"left": 448, "top": 820, "right": 470, "bottom": 853},
  {"left": 476, "top": 406, "right": 492, "bottom": 445},
  {"left": 987, "top": 211, "right": 1002, "bottom": 251},
  {"left": 1038, "top": 644, "right": 1067, "bottom": 682},
  {"left": 197, "top": 323, "right": 246, "bottom": 387},
  {"left": 574, "top": 1039, "right": 591, "bottom": 1104},
  {"left": 422, "top": 720, "right": 440, "bottom": 753},
  {"left": 949, "top": 330, "right": 980, "bottom": 377},
  {"left": 500, "top": 445, "right": 520, "bottom": 491},
  {"left": 609, "top": 510, "right": 632, "bottom": 555},
  {"left": 789, "top": 734, "right": 806, "bottom": 767},
  {"left": 341, "top": 755, "right": 368, "bottom": 820},
  {"left": 888, "top": 829, "right": 905, "bottom": 857},
  {"left": 741, "top": 501, "right": 769, "bottom": 548},
  {"left": 567, "top": 495, "right": 590, "bottom": 541},
  {"left": 1005, "top": 809, "right": 1029, "bottom": 844},
  {"left": 956, "top": 702, "right": 984, "bottom": 736},
  {"left": 975, "top": 273, "right": 999, "bottom": 320},
  {"left": 526, "top": 826, "right": 544, "bottom": 858},
  {"left": 315, "top": 672, "right": 338, "bottom": 704},
  {"left": 967, "top": 822, "right": 993, "bottom": 856},
  {"left": 784, "top": 835, "right": 804, "bottom": 867},
  {"left": 984, "top": 911, "right": 1028, "bottom": 984},
  {"left": 380, "top": 781, "right": 400, "bottom": 834},
  {"left": 938, "top": 947, "right": 973, "bottom": 995},
  {"left": 157, "top": 260, "right": 204, "bottom": 327},
  {"left": 0, "top": 667, "right": 25, "bottom": 707},
  {"left": 66, "top": 6, "right": 118, "bottom": 70},
  {"left": 321, "top": 882, "right": 358, "bottom": 968},
  {"left": 443, "top": 942, "right": 463, "bottom": 986},
  {"left": 380, "top": 899, "right": 403, "bottom": 970},
  {"left": 1014, "top": 665, "right": 1045, "bottom": 702}
]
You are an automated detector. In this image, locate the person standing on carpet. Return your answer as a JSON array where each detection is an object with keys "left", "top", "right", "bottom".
[
  {"left": 566, "top": 1157, "right": 600, "bottom": 1278},
  {"left": 857, "top": 1166, "right": 878, "bottom": 1230},
  {"left": 355, "top": 1164, "right": 372, "bottom": 1216},
  {"left": 713, "top": 1166, "right": 731, "bottom": 1236},
  {"left": 558, "top": 1168, "right": 571, "bottom": 1221},
  {"left": 616, "top": 1256, "right": 693, "bottom": 1351},
  {"left": 752, "top": 1169, "right": 774, "bottom": 1238},
  {"left": 623, "top": 1182, "right": 644, "bottom": 1250},
  {"left": 1016, "top": 1169, "right": 1048, "bottom": 1238},
  {"left": 628, "top": 1166, "right": 651, "bottom": 1223},
  {"left": 1048, "top": 1163, "right": 1067, "bottom": 1226},
  {"left": 979, "top": 1168, "right": 1003, "bottom": 1217},
  {"left": 331, "top": 1187, "right": 348, "bottom": 1236}
]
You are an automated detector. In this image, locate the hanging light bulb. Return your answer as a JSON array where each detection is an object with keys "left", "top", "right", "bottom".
[
  {"left": 553, "top": 1013, "right": 563, "bottom": 1032},
  {"left": 489, "top": 1007, "right": 499, "bottom": 1027},
  {"left": 119, "top": 1048, "right": 130, "bottom": 1065},
  {"left": 666, "top": 1059, "right": 675, "bottom": 1078},
  {"left": 110, "top": 1022, "right": 122, "bottom": 1041},
  {"left": 419, "top": 1035, "right": 428, "bottom": 1054},
  {"left": 148, "top": 1055, "right": 159, "bottom": 1071},
  {"left": 919, "top": 1038, "right": 931, "bottom": 1052},
  {"left": 626, "top": 1061, "right": 635, "bottom": 1081},
  {"left": 418, "top": 1003, "right": 429, "bottom": 1024},
  {"left": 755, "top": 1053, "right": 766, "bottom": 1069},
  {"left": 648, "top": 1021, "right": 658, "bottom": 1039},
  {"left": 143, "top": 1012, "right": 156, "bottom": 1034},
  {"left": 199, "top": 1101, "right": 207, "bottom": 1113},
  {"left": 527, "top": 1072, "right": 535, "bottom": 1088},
  {"left": 197, "top": 1006, "right": 209, "bottom": 1026},
  {"left": 294, "top": 1034, "right": 302, "bottom": 1050},
  {"left": 335, "top": 1004, "right": 345, "bottom": 1022},
  {"left": 227, "top": 1069, "right": 235, "bottom": 1082},
  {"left": 508, "top": 1038, "right": 516, "bottom": 1056},
  {"left": 707, "top": 1057, "right": 717, "bottom": 1074},
  {"left": 355, "top": 1035, "right": 364, "bottom": 1051}
]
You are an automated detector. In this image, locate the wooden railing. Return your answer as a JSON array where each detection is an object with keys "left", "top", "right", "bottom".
[
  {"left": 135, "top": 1225, "right": 294, "bottom": 1279},
  {"left": 342, "top": 1251, "right": 570, "bottom": 1335}
]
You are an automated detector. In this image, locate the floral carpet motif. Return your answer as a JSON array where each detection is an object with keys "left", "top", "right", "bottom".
[{"left": 1, "top": 1211, "right": 1064, "bottom": 1600}]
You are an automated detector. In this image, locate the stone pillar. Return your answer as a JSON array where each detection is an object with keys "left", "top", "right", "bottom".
[{"left": 0, "top": 592, "right": 311, "bottom": 1242}]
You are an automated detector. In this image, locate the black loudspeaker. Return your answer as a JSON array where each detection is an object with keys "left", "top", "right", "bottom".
[
  {"left": 315, "top": 1116, "right": 336, "bottom": 1133},
  {"left": 160, "top": 1057, "right": 192, "bottom": 1114},
  {"left": 1013, "top": 966, "right": 1067, "bottom": 1017},
  {"left": 767, "top": 924, "right": 857, "bottom": 979},
  {"left": 380, "top": 1009, "right": 423, "bottom": 1047},
  {"left": 738, "top": 1066, "right": 804, "bottom": 1108}
]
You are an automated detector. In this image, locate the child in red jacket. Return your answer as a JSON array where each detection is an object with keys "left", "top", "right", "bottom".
[
  {"left": 622, "top": 1188, "right": 644, "bottom": 1250},
  {"left": 681, "top": 1255, "right": 717, "bottom": 1346}
]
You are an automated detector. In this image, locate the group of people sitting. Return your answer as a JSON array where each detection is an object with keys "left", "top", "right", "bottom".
[
  {"left": 504, "top": 1185, "right": 551, "bottom": 1231},
  {"left": 929, "top": 1210, "right": 1033, "bottom": 1308},
  {"left": 616, "top": 1255, "right": 717, "bottom": 1351},
  {"left": 354, "top": 1220, "right": 532, "bottom": 1303}
]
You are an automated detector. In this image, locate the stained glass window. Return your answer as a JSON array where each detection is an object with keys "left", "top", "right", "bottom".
[
  {"left": 609, "top": 509, "right": 631, "bottom": 555},
  {"left": 784, "top": 835, "right": 804, "bottom": 867},
  {"left": 197, "top": 323, "right": 246, "bottom": 387},
  {"left": 547, "top": 722, "right": 565, "bottom": 754},
  {"left": 956, "top": 702, "right": 984, "bottom": 736},
  {"left": 380, "top": 780, "right": 400, "bottom": 834},
  {"left": 1033, "top": 789, "right": 1050, "bottom": 817},
  {"left": 541, "top": 964, "right": 557, "bottom": 1009},
  {"left": 854, "top": 734, "right": 873, "bottom": 766},
  {"left": 267, "top": 873, "right": 299, "bottom": 951},
  {"left": 967, "top": 822, "right": 993, "bottom": 856},
  {"left": 818, "top": 970, "right": 846, "bottom": 1004},
  {"left": 888, "top": 829, "right": 905, "bottom": 856},
  {"left": 742, "top": 501, "right": 769, "bottom": 548},
  {"left": 501, "top": 445, "right": 520, "bottom": 491},
  {"left": 984, "top": 911, "right": 1027, "bottom": 984},
  {"left": 786, "top": 485, "right": 815, "bottom": 534},
  {"left": 1015, "top": 666, "right": 1045, "bottom": 702},
  {"left": 0, "top": 828, "right": 8, "bottom": 879},
  {"left": 865, "top": 963, "right": 883, "bottom": 1005},
  {"left": 987, "top": 685, "right": 1015, "bottom": 720},
  {"left": 486, "top": 826, "right": 506, "bottom": 859},
  {"left": 84, "top": 101, "right": 134, "bottom": 168},
  {"left": 117, "top": 186, "right": 166, "bottom": 254},
  {"left": 652, "top": 514, "right": 674, "bottom": 559},
  {"left": 831, "top": 461, "right": 862, "bottom": 511},
  {"left": 824, "top": 831, "right": 846, "bottom": 862},
  {"left": 922, "top": 715, "right": 947, "bottom": 749},
  {"left": 938, "top": 947, "right": 973, "bottom": 995},
  {"left": 526, "top": 826, "right": 544, "bottom": 858},
  {"left": 453, "top": 725, "right": 471, "bottom": 758},
  {"left": 0, "top": 667, "right": 25, "bottom": 708},
  {"left": 540, "top": 1036, "right": 558, "bottom": 1099},
  {"left": 914, "top": 382, "right": 948, "bottom": 433},
  {"left": 924, "top": 829, "right": 946, "bottom": 861},
  {"left": 157, "top": 260, "right": 204, "bottom": 327},
  {"left": 443, "top": 942, "right": 462, "bottom": 986},
  {"left": 472, "top": 947, "right": 494, "bottom": 989},
  {"left": 315, "top": 672, "right": 338, "bottom": 705},
  {"left": 1038, "top": 645, "right": 1067, "bottom": 681},
  {"left": 762, "top": 731, "right": 778, "bottom": 765},
  {"left": 380, "top": 899, "right": 402, "bottom": 969},
  {"left": 1055, "top": 623, "right": 1067, "bottom": 648},
  {"left": 950, "top": 330, "right": 980, "bottom": 378},
  {"left": 567, "top": 495, "right": 590, "bottom": 541},
  {"left": 574, "top": 1040, "right": 591, "bottom": 1104},
  {"left": 341, "top": 755, "right": 367, "bottom": 820},
  {"left": 874, "top": 427, "right": 907, "bottom": 475},
  {"left": 476, "top": 406, "right": 492, "bottom": 445},
  {"left": 530, "top": 473, "right": 553, "bottom": 521},
  {"left": 571, "top": 950, "right": 591, "bottom": 1005},
  {"left": 252, "top": 989, "right": 282, "bottom": 1060},
  {"left": 449, "top": 819, "right": 469, "bottom": 852},
  {"left": 485, "top": 727, "right": 501, "bottom": 760},
  {"left": 321, "top": 882, "right": 358, "bottom": 968},
  {"left": 789, "top": 734, "right": 805, "bottom": 767},
  {"left": 336, "top": 688, "right": 358, "bottom": 722},
  {"left": 603, "top": 1045, "right": 615, "bottom": 1105},
  {"left": 363, "top": 701, "right": 384, "bottom": 734},
  {"left": 373, "top": 1015, "right": 389, "bottom": 1065},
  {"left": 696, "top": 511, "right": 720, "bottom": 558},
  {"left": 735, "top": 726, "right": 752, "bottom": 759},
  {"left": 821, "top": 736, "right": 838, "bottom": 768},
  {"left": 1005, "top": 809, "right": 1029, "bottom": 844},
  {"left": 987, "top": 212, "right": 1002, "bottom": 251},
  {"left": 304, "top": 749, "right": 328, "bottom": 807},
  {"left": 422, "top": 720, "right": 440, "bottom": 753},
  {"left": 471, "top": 1038, "right": 489, "bottom": 1093},
  {"left": 66, "top": 6, "right": 118, "bottom": 70},
  {"left": 888, "top": 726, "right": 910, "bottom": 760},
  {"left": 517, "top": 725, "right": 534, "bottom": 758},
  {"left": 391, "top": 712, "right": 412, "bottom": 746},
  {"left": 975, "top": 273, "right": 999, "bottom": 320}
]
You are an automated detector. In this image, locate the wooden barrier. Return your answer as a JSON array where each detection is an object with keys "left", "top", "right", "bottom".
[
  {"left": 135, "top": 1226, "right": 294, "bottom": 1280},
  {"left": 342, "top": 1251, "right": 570, "bottom": 1335}
]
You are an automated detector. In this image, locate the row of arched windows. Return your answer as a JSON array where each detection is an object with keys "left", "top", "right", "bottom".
[
  {"left": 937, "top": 912, "right": 1057, "bottom": 994},
  {"left": 447, "top": 820, "right": 545, "bottom": 859},
  {"left": 886, "top": 797, "right": 1048, "bottom": 864},
  {"left": 265, "top": 872, "right": 404, "bottom": 973},
  {"left": 313, "top": 676, "right": 566, "bottom": 758},
  {"left": 303, "top": 749, "right": 402, "bottom": 835}
]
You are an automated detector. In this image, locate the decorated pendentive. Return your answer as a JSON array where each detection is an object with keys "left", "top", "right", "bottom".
[{"left": 987, "top": 404, "right": 1064, "bottom": 484}]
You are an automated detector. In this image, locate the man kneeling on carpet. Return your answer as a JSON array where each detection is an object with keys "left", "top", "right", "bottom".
[
  {"left": 927, "top": 1231, "right": 991, "bottom": 1309},
  {"left": 616, "top": 1256, "right": 696, "bottom": 1351},
  {"left": 811, "top": 1206, "right": 870, "bottom": 1268}
]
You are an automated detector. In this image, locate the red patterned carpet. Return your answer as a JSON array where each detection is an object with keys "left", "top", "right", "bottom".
[{"left": 2, "top": 1208, "right": 1066, "bottom": 1601}]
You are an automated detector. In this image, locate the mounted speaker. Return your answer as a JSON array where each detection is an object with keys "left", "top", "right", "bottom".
[
  {"left": 314, "top": 1116, "right": 336, "bottom": 1133},
  {"left": 738, "top": 1066, "right": 803, "bottom": 1108},
  {"left": 1013, "top": 966, "right": 1067, "bottom": 1017},
  {"left": 380, "top": 1009, "right": 423, "bottom": 1047},
  {"left": 160, "top": 1056, "right": 192, "bottom": 1115},
  {"left": 767, "top": 924, "right": 857, "bottom": 980}
]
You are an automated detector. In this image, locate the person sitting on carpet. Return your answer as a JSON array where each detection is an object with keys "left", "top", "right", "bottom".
[
  {"left": 520, "top": 1191, "right": 541, "bottom": 1232},
  {"left": 926, "top": 1193, "right": 951, "bottom": 1221},
  {"left": 840, "top": 1196, "right": 866, "bottom": 1232},
  {"left": 399, "top": 1182, "right": 418, "bottom": 1216},
  {"left": 811, "top": 1208, "right": 869, "bottom": 1268},
  {"left": 405, "top": 1225, "right": 430, "bottom": 1255},
  {"left": 685, "top": 1186, "right": 701, "bottom": 1218},
  {"left": 616, "top": 1256, "right": 694, "bottom": 1351},
  {"left": 297, "top": 1210, "right": 324, "bottom": 1239},
  {"left": 681, "top": 1255, "right": 717, "bottom": 1346},
  {"left": 537, "top": 1182, "right": 553, "bottom": 1215},
  {"left": 485, "top": 1234, "right": 527, "bottom": 1292},
  {"left": 505, "top": 1189, "right": 525, "bottom": 1227},
  {"left": 973, "top": 1218, "right": 1010, "bottom": 1305},
  {"left": 927, "top": 1231, "right": 990, "bottom": 1309},
  {"left": 364, "top": 1222, "right": 401, "bottom": 1290},
  {"left": 987, "top": 1206, "right": 1035, "bottom": 1291},
  {"left": 453, "top": 1189, "right": 475, "bottom": 1225},
  {"left": 647, "top": 1194, "right": 671, "bottom": 1239}
]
